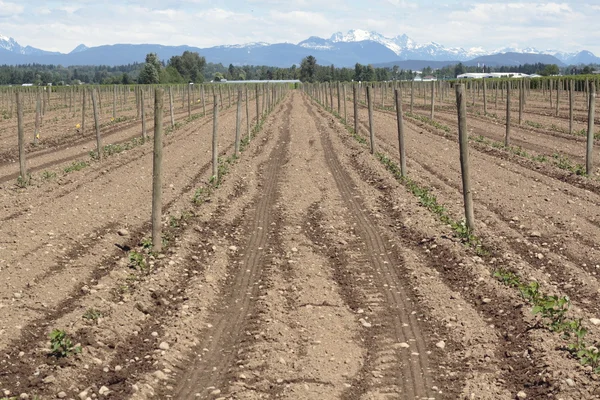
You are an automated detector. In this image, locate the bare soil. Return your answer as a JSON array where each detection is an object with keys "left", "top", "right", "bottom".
[{"left": 1, "top": 86, "right": 600, "bottom": 400}]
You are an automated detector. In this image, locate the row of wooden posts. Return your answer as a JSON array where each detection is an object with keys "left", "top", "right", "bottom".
[
  {"left": 11, "top": 83, "right": 287, "bottom": 253},
  {"left": 304, "top": 79, "right": 597, "bottom": 233},
  {"left": 150, "top": 83, "right": 287, "bottom": 251},
  {"left": 13, "top": 83, "right": 285, "bottom": 183}
]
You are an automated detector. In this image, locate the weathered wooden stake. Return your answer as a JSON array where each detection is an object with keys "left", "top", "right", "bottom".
[
  {"left": 151, "top": 88, "right": 164, "bottom": 252},
  {"left": 455, "top": 84, "right": 475, "bottom": 232},
  {"left": 367, "top": 86, "right": 375, "bottom": 155},
  {"left": 235, "top": 89, "right": 242, "bottom": 157},
  {"left": 141, "top": 89, "right": 147, "bottom": 140},
  {"left": 430, "top": 80, "right": 435, "bottom": 119},
  {"left": 518, "top": 79, "right": 523, "bottom": 125},
  {"left": 113, "top": 85, "right": 117, "bottom": 119},
  {"left": 586, "top": 82, "right": 596, "bottom": 175},
  {"left": 353, "top": 85, "right": 358, "bottom": 135},
  {"left": 16, "top": 92, "right": 27, "bottom": 182},
  {"left": 245, "top": 86, "right": 250, "bottom": 140},
  {"left": 34, "top": 94, "right": 41, "bottom": 145},
  {"left": 410, "top": 81, "right": 414, "bottom": 114},
  {"left": 395, "top": 89, "right": 407, "bottom": 177},
  {"left": 569, "top": 79, "right": 574, "bottom": 134},
  {"left": 343, "top": 84, "right": 347, "bottom": 123},
  {"left": 81, "top": 88, "right": 86, "bottom": 135},
  {"left": 168, "top": 86, "right": 175, "bottom": 128},
  {"left": 187, "top": 84, "right": 192, "bottom": 118},
  {"left": 91, "top": 89, "right": 102, "bottom": 161},
  {"left": 482, "top": 78, "right": 487, "bottom": 115},
  {"left": 505, "top": 82, "right": 511, "bottom": 147},
  {"left": 212, "top": 95, "right": 219, "bottom": 180}
]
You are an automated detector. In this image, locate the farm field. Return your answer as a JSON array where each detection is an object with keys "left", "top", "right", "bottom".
[{"left": 1, "top": 80, "right": 600, "bottom": 400}]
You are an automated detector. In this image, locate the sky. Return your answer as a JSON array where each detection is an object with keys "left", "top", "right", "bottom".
[{"left": 0, "top": 0, "right": 597, "bottom": 54}]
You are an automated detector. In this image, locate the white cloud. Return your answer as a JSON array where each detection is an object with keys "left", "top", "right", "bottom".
[{"left": 0, "top": 0, "right": 598, "bottom": 56}]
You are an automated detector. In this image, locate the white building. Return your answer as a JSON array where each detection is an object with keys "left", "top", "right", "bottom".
[{"left": 457, "top": 72, "right": 530, "bottom": 79}]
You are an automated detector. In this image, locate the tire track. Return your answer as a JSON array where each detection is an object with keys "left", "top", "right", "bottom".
[
  {"left": 303, "top": 95, "right": 435, "bottom": 399},
  {"left": 173, "top": 98, "right": 292, "bottom": 399}
]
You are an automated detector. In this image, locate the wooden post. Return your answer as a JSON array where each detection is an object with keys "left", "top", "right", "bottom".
[
  {"left": 495, "top": 81, "right": 499, "bottom": 110},
  {"left": 16, "top": 92, "right": 27, "bottom": 182},
  {"left": 367, "top": 86, "right": 375, "bottom": 155},
  {"left": 81, "top": 88, "right": 86, "bottom": 135},
  {"left": 410, "top": 81, "right": 414, "bottom": 114},
  {"left": 255, "top": 86, "right": 260, "bottom": 128},
  {"left": 34, "top": 94, "right": 41, "bottom": 145},
  {"left": 569, "top": 79, "right": 574, "bottom": 134},
  {"left": 329, "top": 83, "right": 333, "bottom": 111},
  {"left": 91, "top": 89, "right": 102, "bottom": 161},
  {"left": 430, "top": 80, "right": 435, "bottom": 119},
  {"left": 343, "top": 84, "right": 347, "bottom": 123},
  {"left": 168, "top": 86, "right": 175, "bottom": 128},
  {"left": 187, "top": 84, "right": 192, "bottom": 119},
  {"left": 141, "top": 89, "right": 147, "bottom": 140},
  {"left": 337, "top": 83, "right": 341, "bottom": 115},
  {"left": 113, "top": 85, "right": 117, "bottom": 119},
  {"left": 245, "top": 86, "right": 250, "bottom": 140},
  {"left": 151, "top": 88, "right": 164, "bottom": 252},
  {"left": 556, "top": 79, "right": 560, "bottom": 116},
  {"left": 395, "top": 89, "right": 407, "bottom": 177},
  {"left": 353, "top": 85, "right": 358, "bottom": 134},
  {"left": 482, "top": 78, "right": 487, "bottom": 115},
  {"left": 455, "top": 84, "right": 475, "bottom": 232},
  {"left": 212, "top": 95, "right": 219, "bottom": 180},
  {"left": 235, "top": 89, "right": 242, "bottom": 157},
  {"left": 505, "top": 82, "right": 511, "bottom": 147},
  {"left": 201, "top": 85, "right": 206, "bottom": 116},
  {"left": 586, "top": 82, "right": 596, "bottom": 175},
  {"left": 518, "top": 79, "right": 523, "bottom": 125}
]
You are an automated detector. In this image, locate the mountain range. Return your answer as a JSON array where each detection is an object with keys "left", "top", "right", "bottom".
[{"left": 1, "top": 30, "right": 599, "bottom": 69}]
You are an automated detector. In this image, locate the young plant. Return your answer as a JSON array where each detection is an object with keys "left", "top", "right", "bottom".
[
  {"left": 128, "top": 251, "right": 146, "bottom": 271},
  {"left": 49, "top": 329, "right": 81, "bottom": 358},
  {"left": 82, "top": 308, "right": 103, "bottom": 323}
]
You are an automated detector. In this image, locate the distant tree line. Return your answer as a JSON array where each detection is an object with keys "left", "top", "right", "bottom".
[{"left": 0, "top": 52, "right": 597, "bottom": 86}]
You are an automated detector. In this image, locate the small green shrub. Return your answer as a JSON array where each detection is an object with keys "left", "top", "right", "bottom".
[{"left": 49, "top": 329, "right": 81, "bottom": 358}]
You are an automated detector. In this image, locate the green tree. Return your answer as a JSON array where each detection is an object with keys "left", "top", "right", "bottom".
[
  {"left": 138, "top": 63, "right": 160, "bottom": 84},
  {"left": 145, "top": 53, "right": 162, "bottom": 71},
  {"left": 540, "top": 64, "right": 560, "bottom": 76},
  {"left": 300, "top": 55, "right": 317, "bottom": 82},
  {"left": 160, "top": 66, "right": 185, "bottom": 84},
  {"left": 363, "top": 65, "right": 376, "bottom": 81},
  {"left": 454, "top": 62, "right": 466, "bottom": 77},
  {"left": 213, "top": 72, "right": 224, "bottom": 82},
  {"left": 169, "top": 51, "right": 206, "bottom": 83}
]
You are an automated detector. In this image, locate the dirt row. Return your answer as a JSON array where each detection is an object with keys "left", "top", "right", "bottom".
[{"left": 2, "top": 87, "right": 600, "bottom": 400}]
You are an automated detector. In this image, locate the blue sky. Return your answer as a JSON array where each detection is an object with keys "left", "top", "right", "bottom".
[{"left": 0, "top": 1, "right": 597, "bottom": 54}]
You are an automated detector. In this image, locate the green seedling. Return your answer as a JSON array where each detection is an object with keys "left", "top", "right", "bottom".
[
  {"left": 128, "top": 251, "right": 146, "bottom": 271},
  {"left": 41, "top": 170, "right": 57, "bottom": 180},
  {"left": 49, "top": 329, "right": 81, "bottom": 358},
  {"left": 82, "top": 308, "right": 102, "bottom": 322},
  {"left": 64, "top": 161, "right": 88, "bottom": 173}
]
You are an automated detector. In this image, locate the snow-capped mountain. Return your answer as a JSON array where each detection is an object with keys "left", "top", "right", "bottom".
[
  {"left": 0, "top": 34, "right": 22, "bottom": 53},
  {"left": 0, "top": 34, "right": 60, "bottom": 56},
  {"left": 304, "top": 30, "right": 597, "bottom": 65},
  {"left": 70, "top": 44, "right": 89, "bottom": 54},
  {"left": 0, "top": 30, "right": 598, "bottom": 68}
]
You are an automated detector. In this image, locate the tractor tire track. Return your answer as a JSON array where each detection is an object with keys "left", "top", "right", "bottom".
[
  {"left": 303, "top": 95, "right": 435, "bottom": 399},
  {"left": 172, "top": 99, "right": 292, "bottom": 399}
]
